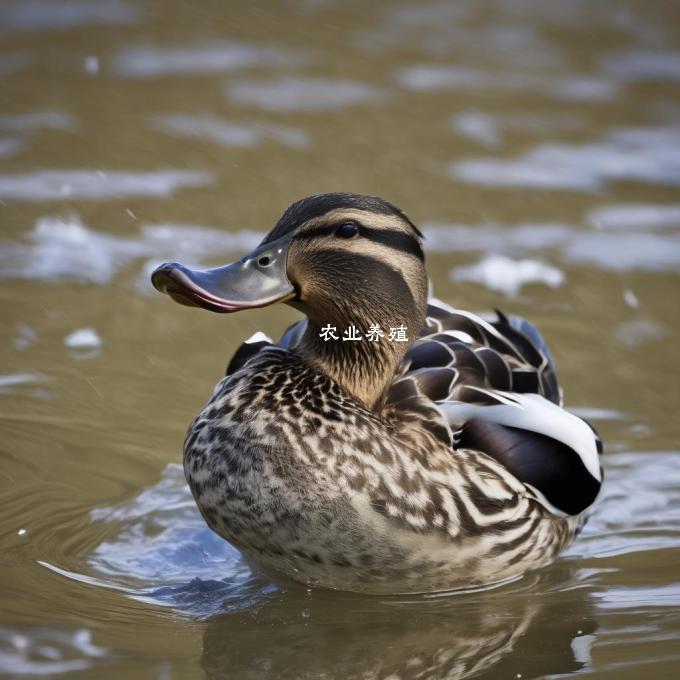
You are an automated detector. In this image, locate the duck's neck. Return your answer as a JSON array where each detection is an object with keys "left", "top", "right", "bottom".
[
  {"left": 297, "top": 316, "right": 418, "bottom": 410},
  {"left": 291, "top": 258, "right": 428, "bottom": 410}
]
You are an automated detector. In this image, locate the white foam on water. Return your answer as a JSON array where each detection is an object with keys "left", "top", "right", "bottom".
[
  {"left": 594, "top": 584, "right": 680, "bottom": 610},
  {"left": 83, "top": 55, "right": 99, "bottom": 75},
  {"left": 395, "top": 64, "right": 617, "bottom": 101},
  {"left": 0, "top": 214, "right": 264, "bottom": 285},
  {"left": 227, "top": 77, "right": 384, "bottom": 112},
  {"left": 154, "top": 114, "right": 257, "bottom": 147},
  {"left": 587, "top": 204, "right": 680, "bottom": 230},
  {"left": 13, "top": 324, "right": 37, "bottom": 350},
  {"left": 258, "top": 123, "right": 311, "bottom": 149},
  {"left": 613, "top": 319, "right": 666, "bottom": 349},
  {"left": 153, "top": 114, "right": 310, "bottom": 149},
  {"left": 549, "top": 76, "right": 618, "bottom": 102},
  {"left": 0, "top": 169, "right": 212, "bottom": 201},
  {"left": 0, "top": 215, "right": 147, "bottom": 284},
  {"left": 601, "top": 50, "right": 680, "bottom": 82},
  {"left": 396, "top": 64, "right": 541, "bottom": 91},
  {"left": 450, "top": 110, "right": 586, "bottom": 147},
  {"left": 564, "top": 232, "right": 680, "bottom": 271},
  {"left": 356, "top": 7, "right": 559, "bottom": 67},
  {"left": 450, "top": 111, "right": 500, "bottom": 147},
  {"left": 63, "top": 328, "right": 102, "bottom": 350},
  {"left": 451, "top": 255, "right": 564, "bottom": 297},
  {"left": 0, "top": 136, "right": 23, "bottom": 158},
  {"left": 140, "top": 224, "right": 263, "bottom": 263},
  {"left": 571, "top": 634, "right": 596, "bottom": 665},
  {"left": 0, "top": 0, "right": 142, "bottom": 32},
  {"left": 423, "top": 218, "right": 680, "bottom": 272},
  {"left": 0, "top": 111, "right": 75, "bottom": 132},
  {"left": 0, "top": 373, "right": 46, "bottom": 389},
  {"left": 451, "top": 126, "right": 680, "bottom": 190},
  {"left": 623, "top": 289, "right": 639, "bottom": 308},
  {"left": 114, "top": 41, "right": 305, "bottom": 78},
  {"left": 0, "top": 626, "right": 107, "bottom": 676},
  {"left": 422, "top": 222, "right": 573, "bottom": 253}
]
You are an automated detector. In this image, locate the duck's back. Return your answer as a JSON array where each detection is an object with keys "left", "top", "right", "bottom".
[{"left": 386, "top": 299, "right": 602, "bottom": 518}]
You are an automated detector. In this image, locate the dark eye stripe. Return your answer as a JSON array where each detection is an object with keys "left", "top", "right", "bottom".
[
  {"left": 292, "top": 224, "right": 336, "bottom": 240},
  {"left": 361, "top": 226, "right": 424, "bottom": 261},
  {"left": 294, "top": 224, "right": 424, "bottom": 261}
]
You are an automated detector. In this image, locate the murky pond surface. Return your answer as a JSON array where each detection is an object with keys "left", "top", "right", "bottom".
[{"left": 1, "top": 1, "right": 680, "bottom": 677}]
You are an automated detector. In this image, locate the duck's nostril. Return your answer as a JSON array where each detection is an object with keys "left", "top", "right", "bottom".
[{"left": 258, "top": 256, "right": 271, "bottom": 267}]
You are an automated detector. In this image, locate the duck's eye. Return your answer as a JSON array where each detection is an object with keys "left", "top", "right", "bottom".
[{"left": 335, "top": 222, "right": 359, "bottom": 239}]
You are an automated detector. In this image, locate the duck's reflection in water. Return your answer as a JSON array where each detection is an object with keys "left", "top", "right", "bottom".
[{"left": 199, "top": 565, "right": 597, "bottom": 680}]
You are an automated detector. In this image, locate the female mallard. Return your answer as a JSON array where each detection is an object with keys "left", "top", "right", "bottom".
[{"left": 151, "top": 193, "right": 602, "bottom": 594}]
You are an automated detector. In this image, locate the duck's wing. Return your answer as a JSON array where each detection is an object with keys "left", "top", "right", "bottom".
[
  {"left": 225, "top": 320, "right": 308, "bottom": 376},
  {"left": 277, "top": 318, "right": 308, "bottom": 349},
  {"left": 225, "top": 331, "right": 274, "bottom": 375},
  {"left": 386, "top": 298, "right": 602, "bottom": 516},
  {"left": 417, "top": 298, "right": 561, "bottom": 404}
]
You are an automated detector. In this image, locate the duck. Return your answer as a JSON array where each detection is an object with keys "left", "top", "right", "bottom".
[{"left": 151, "top": 192, "right": 602, "bottom": 594}]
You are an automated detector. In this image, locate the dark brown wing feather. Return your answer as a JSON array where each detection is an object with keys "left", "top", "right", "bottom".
[{"left": 392, "top": 302, "right": 561, "bottom": 408}]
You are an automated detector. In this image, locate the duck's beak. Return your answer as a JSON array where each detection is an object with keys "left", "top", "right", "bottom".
[{"left": 151, "top": 234, "right": 295, "bottom": 313}]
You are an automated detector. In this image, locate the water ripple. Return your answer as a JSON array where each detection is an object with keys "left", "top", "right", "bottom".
[
  {"left": 423, "top": 217, "right": 680, "bottom": 272},
  {"left": 114, "top": 41, "right": 305, "bottom": 78},
  {"left": 451, "top": 255, "right": 564, "bottom": 297},
  {"left": 0, "top": 0, "right": 142, "bottom": 32},
  {"left": 0, "top": 626, "right": 107, "bottom": 676},
  {"left": 70, "top": 447, "right": 680, "bottom": 620},
  {"left": 0, "top": 215, "right": 262, "bottom": 285},
  {"left": 395, "top": 64, "right": 617, "bottom": 101},
  {"left": 451, "top": 126, "right": 680, "bottom": 190},
  {"left": 586, "top": 204, "right": 680, "bottom": 230},
  {"left": 227, "top": 77, "right": 385, "bottom": 112},
  {"left": 570, "top": 451, "right": 680, "bottom": 559},
  {"left": 0, "top": 111, "right": 75, "bottom": 132},
  {"left": 0, "top": 169, "right": 212, "bottom": 202},
  {"left": 153, "top": 114, "right": 310, "bottom": 149},
  {"left": 601, "top": 50, "right": 680, "bottom": 82},
  {"left": 0, "top": 137, "right": 23, "bottom": 158},
  {"left": 450, "top": 109, "right": 586, "bottom": 147},
  {"left": 86, "top": 464, "right": 278, "bottom": 617}
]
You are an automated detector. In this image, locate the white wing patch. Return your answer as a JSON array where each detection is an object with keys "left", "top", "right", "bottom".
[
  {"left": 438, "top": 391, "right": 601, "bottom": 483},
  {"left": 245, "top": 331, "right": 273, "bottom": 344}
]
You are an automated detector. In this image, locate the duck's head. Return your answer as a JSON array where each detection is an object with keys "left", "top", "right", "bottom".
[{"left": 152, "top": 192, "right": 427, "bottom": 406}]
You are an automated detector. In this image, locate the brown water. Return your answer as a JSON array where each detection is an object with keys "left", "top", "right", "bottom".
[{"left": 1, "top": 1, "right": 680, "bottom": 677}]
